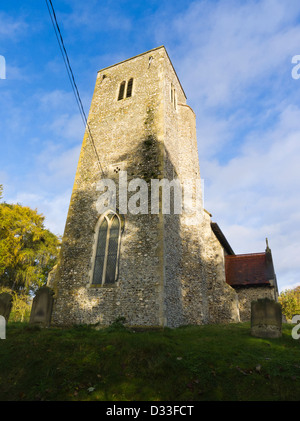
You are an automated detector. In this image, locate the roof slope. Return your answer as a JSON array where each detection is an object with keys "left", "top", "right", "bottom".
[
  {"left": 211, "top": 222, "right": 235, "bottom": 255},
  {"left": 225, "top": 252, "right": 273, "bottom": 287}
]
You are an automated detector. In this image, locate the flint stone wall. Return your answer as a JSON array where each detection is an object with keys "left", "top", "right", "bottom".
[
  {"left": 234, "top": 286, "right": 277, "bottom": 322},
  {"left": 51, "top": 46, "right": 239, "bottom": 328}
]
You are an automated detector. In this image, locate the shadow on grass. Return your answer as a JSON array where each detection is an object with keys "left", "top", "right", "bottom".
[{"left": 0, "top": 322, "right": 299, "bottom": 401}]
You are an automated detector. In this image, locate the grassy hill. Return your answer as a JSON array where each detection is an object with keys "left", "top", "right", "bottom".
[{"left": 0, "top": 321, "right": 299, "bottom": 401}]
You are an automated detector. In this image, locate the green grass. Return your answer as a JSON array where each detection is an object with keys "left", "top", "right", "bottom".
[{"left": 0, "top": 322, "right": 300, "bottom": 401}]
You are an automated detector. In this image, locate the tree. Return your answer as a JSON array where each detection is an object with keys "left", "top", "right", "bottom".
[
  {"left": 0, "top": 194, "right": 60, "bottom": 295},
  {"left": 278, "top": 286, "right": 300, "bottom": 319},
  {"left": 0, "top": 285, "right": 31, "bottom": 322}
]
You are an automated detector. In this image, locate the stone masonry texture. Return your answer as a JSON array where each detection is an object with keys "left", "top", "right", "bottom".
[{"left": 51, "top": 46, "right": 240, "bottom": 327}]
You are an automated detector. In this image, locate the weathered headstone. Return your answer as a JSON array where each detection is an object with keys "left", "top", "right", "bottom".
[
  {"left": 251, "top": 298, "right": 282, "bottom": 338},
  {"left": 0, "top": 292, "right": 13, "bottom": 322},
  {"left": 29, "top": 286, "right": 54, "bottom": 327}
]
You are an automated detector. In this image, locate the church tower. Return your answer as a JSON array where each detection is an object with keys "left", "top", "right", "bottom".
[{"left": 51, "top": 46, "right": 239, "bottom": 327}]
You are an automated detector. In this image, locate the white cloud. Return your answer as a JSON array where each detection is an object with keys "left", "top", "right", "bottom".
[
  {"left": 32, "top": 142, "right": 81, "bottom": 191},
  {"left": 61, "top": 0, "right": 132, "bottom": 33},
  {"left": 4, "top": 139, "right": 81, "bottom": 237},
  {"left": 40, "top": 192, "right": 72, "bottom": 236},
  {"left": 47, "top": 144, "right": 81, "bottom": 180},
  {"left": 38, "top": 89, "right": 89, "bottom": 141},
  {"left": 9, "top": 190, "right": 71, "bottom": 236},
  {"left": 3, "top": 0, "right": 299, "bottom": 295},
  {"left": 280, "top": 281, "right": 300, "bottom": 293},
  {"left": 165, "top": 0, "right": 300, "bottom": 105},
  {"left": 49, "top": 113, "right": 84, "bottom": 141},
  {"left": 201, "top": 103, "right": 300, "bottom": 292},
  {"left": 0, "top": 12, "right": 27, "bottom": 39},
  {"left": 152, "top": 0, "right": 300, "bottom": 293},
  {"left": 39, "top": 89, "right": 75, "bottom": 109}
]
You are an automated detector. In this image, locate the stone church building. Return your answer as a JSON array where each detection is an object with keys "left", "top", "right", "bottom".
[{"left": 50, "top": 46, "right": 278, "bottom": 327}]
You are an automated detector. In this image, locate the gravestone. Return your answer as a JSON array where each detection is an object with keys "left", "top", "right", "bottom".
[
  {"left": 29, "top": 286, "right": 54, "bottom": 327},
  {"left": 0, "top": 292, "right": 13, "bottom": 322},
  {"left": 251, "top": 298, "right": 282, "bottom": 338}
]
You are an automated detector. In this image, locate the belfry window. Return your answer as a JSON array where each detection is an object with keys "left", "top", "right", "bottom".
[
  {"left": 118, "top": 81, "right": 126, "bottom": 100},
  {"left": 126, "top": 78, "right": 133, "bottom": 98},
  {"left": 92, "top": 211, "right": 123, "bottom": 285},
  {"left": 117, "top": 79, "right": 133, "bottom": 101}
]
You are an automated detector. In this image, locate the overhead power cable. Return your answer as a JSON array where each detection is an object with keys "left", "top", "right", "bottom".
[{"left": 45, "top": 0, "right": 104, "bottom": 176}]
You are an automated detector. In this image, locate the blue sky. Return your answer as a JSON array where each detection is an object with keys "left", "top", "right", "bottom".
[{"left": 1, "top": 0, "right": 300, "bottom": 293}]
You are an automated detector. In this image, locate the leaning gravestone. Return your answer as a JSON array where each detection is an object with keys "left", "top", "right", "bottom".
[
  {"left": 29, "top": 286, "right": 54, "bottom": 327},
  {"left": 251, "top": 298, "right": 282, "bottom": 338},
  {"left": 0, "top": 292, "right": 13, "bottom": 322}
]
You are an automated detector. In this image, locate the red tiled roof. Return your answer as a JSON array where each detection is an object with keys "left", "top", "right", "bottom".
[{"left": 225, "top": 253, "right": 271, "bottom": 287}]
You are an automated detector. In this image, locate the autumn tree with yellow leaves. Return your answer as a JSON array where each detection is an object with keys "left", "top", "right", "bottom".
[
  {"left": 278, "top": 286, "right": 300, "bottom": 320},
  {"left": 0, "top": 185, "right": 60, "bottom": 296}
]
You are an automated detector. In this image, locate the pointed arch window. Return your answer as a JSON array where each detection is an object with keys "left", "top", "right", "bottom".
[
  {"left": 117, "top": 78, "right": 133, "bottom": 101},
  {"left": 118, "top": 81, "right": 126, "bottom": 100},
  {"left": 126, "top": 78, "right": 133, "bottom": 98},
  {"left": 92, "top": 211, "right": 123, "bottom": 285}
]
